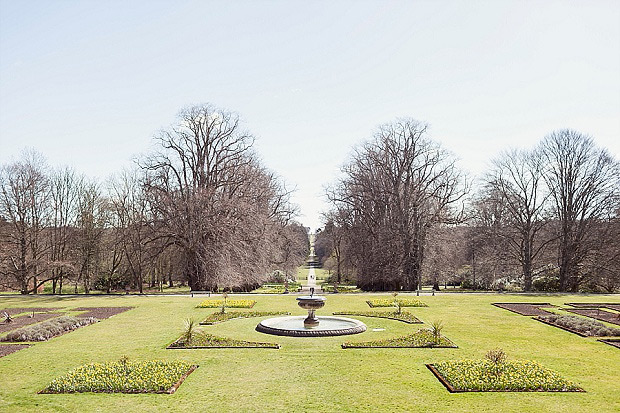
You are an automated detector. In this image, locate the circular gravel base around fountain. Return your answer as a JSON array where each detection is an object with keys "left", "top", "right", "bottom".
[{"left": 256, "top": 316, "right": 366, "bottom": 337}]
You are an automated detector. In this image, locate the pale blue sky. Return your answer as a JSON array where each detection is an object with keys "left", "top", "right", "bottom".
[{"left": 1, "top": 0, "right": 619, "bottom": 230}]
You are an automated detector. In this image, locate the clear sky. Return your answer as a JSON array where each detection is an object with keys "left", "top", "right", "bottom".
[{"left": 1, "top": 0, "right": 619, "bottom": 230}]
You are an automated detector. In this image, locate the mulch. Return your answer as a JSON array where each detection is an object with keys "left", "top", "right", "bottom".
[
  {"left": 564, "top": 308, "right": 620, "bottom": 326},
  {"left": 565, "top": 303, "right": 620, "bottom": 312},
  {"left": 0, "top": 308, "right": 59, "bottom": 316},
  {"left": 0, "top": 313, "right": 62, "bottom": 334},
  {"left": 72, "top": 307, "right": 134, "bottom": 319},
  {"left": 0, "top": 344, "right": 30, "bottom": 358},
  {"left": 492, "top": 303, "right": 556, "bottom": 316}
]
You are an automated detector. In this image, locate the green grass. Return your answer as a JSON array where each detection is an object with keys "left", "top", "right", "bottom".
[{"left": 0, "top": 293, "right": 618, "bottom": 412}]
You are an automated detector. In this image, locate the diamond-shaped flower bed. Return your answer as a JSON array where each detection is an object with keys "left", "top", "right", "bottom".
[
  {"left": 427, "top": 360, "right": 583, "bottom": 392},
  {"left": 492, "top": 303, "right": 556, "bottom": 316},
  {"left": 168, "top": 332, "right": 279, "bottom": 349},
  {"left": 342, "top": 329, "right": 456, "bottom": 348},
  {"left": 196, "top": 299, "right": 256, "bottom": 308},
  {"left": 366, "top": 298, "right": 428, "bottom": 308},
  {"left": 40, "top": 359, "right": 197, "bottom": 394}
]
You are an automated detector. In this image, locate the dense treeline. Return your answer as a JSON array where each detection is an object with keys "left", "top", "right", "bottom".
[
  {"left": 0, "top": 104, "right": 309, "bottom": 294},
  {"left": 318, "top": 122, "right": 620, "bottom": 292}
]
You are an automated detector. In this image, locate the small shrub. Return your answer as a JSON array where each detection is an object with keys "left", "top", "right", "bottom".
[
  {"left": 430, "top": 320, "right": 444, "bottom": 344},
  {"left": 180, "top": 319, "right": 201, "bottom": 345},
  {"left": 485, "top": 348, "right": 507, "bottom": 365},
  {"left": 2, "top": 311, "right": 13, "bottom": 323},
  {"left": 1, "top": 316, "right": 98, "bottom": 342}
]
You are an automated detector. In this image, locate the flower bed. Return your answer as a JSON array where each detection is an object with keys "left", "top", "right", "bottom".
[
  {"left": 566, "top": 303, "right": 620, "bottom": 312},
  {"left": 333, "top": 311, "right": 422, "bottom": 324},
  {"left": 40, "top": 359, "right": 196, "bottom": 394},
  {"left": 73, "top": 307, "right": 134, "bottom": 320},
  {"left": 321, "top": 285, "right": 361, "bottom": 293},
  {"left": 492, "top": 303, "right": 556, "bottom": 316},
  {"left": 564, "top": 308, "right": 620, "bottom": 326},
  {"left": 0, "top": 344, "right": 30, "bottom": 358},
  {"left": 0, "top": 307, "right": 59, "bottom": 316},
  {"left": 0, "top": 312, "right": 62, "bottom": 334},
  {"left": 536, "top": 314, "right": 620, "bottom": 337},
  {"left": 168, "top": 332, "right": 279, "bottom": 349},
  {"left": 200, "top": 311, "right": 290, "bottom": 325},
  {"left": 366, "top": 298, "right": 428, "bottom": 308},
  {"left": 342, "top": 329, "right": 456, "bottom": 348},
  {"left": 1, "top": 316, "right": 98, "bottom": 342},
  {"left": 196, "top": 299, "right": 256, "bottom": 308},
  {"left": 252, "top": 283, "right": 302, "bottom": 293},
  {"left": 428, "top": 360, "right": 583, "bottom": 392}
]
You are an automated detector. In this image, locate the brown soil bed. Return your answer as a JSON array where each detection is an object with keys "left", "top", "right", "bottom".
[
  {"left": 0, "top": 344, "right": 30, "bottom": 358},
  {"left": 0, "top": 313, "right": 62, "bottom": 334},
  {"left": 492, "top": 303, "right": 556, "bottom": 316},
  {"left": 565, "top": 303, "right": 620, "bottom": 312},
  {"left": 597, "top": 339, "right": 620, "bottom": 349},
  {"left": 73, "top": 307, "right": 133, "bottom": 319},
  {"left": 0, "top": 307, "right": 59, "bottom": 316},
  {"left": 564, "top": 308, "right": 620, "bottom": 326}
]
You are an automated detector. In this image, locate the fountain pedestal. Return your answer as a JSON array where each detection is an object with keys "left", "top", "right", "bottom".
[{"left": 296, "top": 295, "right": 326, "bottom": 327}]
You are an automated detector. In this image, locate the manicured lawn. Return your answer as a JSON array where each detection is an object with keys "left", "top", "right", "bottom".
[{"left": 0, "top": 293, "right": 618, "bottom": 412}]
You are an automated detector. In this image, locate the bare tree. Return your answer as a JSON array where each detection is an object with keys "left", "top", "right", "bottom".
[
  {"left": 0, "top": 150, "right": 51, "bottom": 294},
  {"left": 540, "top": 130, "right": 620, "bottom": 291},
  {"left": 485, "top": 149, "right": 551, "bottom": 290},
  {"left": 75, "top": 179, "right": 106, "bottom": 293},
  {"left": 328, "top": 119, "right": 467, "bottom": 291},
  {"left": 49, "top": 167, "right": 80, "bottom": 293},
  {"left": 271, "top": 222, "right": 309, "bottom": 280},
  {"left": 109, "top": 169, "right": 151, "bottom": 293},
  {"left": 141, "top": 104, "right": 295, "bottom": 291}
]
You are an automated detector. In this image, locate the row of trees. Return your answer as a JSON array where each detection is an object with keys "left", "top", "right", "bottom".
[
  {"left": 0, "top": 104, "right": 309, "bottom": 294},
  {"left": 317, "top": 121, "right": 619, "bottom": 292}
]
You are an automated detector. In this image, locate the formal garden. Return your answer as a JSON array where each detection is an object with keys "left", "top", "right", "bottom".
[{"left": 0, "top": 292, "right": 618, "bottom": 412}]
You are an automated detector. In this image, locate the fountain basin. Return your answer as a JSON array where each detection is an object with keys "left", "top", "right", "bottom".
[
  {"left": 256, "top": 316, "right": 366, "bottom": 337},
  {"left": 296, "top": 295, "right": 326, "bottom": 309}
]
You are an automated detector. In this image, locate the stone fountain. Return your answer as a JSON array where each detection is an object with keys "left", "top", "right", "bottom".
[{"left": 256, "top": 289, "right": 366, "bottom": 337}]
